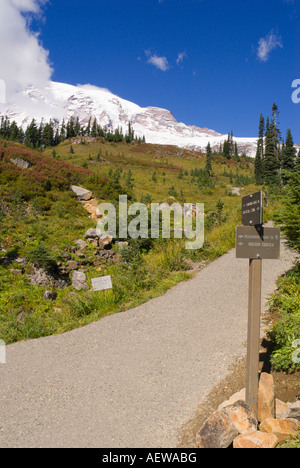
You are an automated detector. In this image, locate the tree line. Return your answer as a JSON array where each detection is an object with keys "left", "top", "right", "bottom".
[
  {"left": 0, "top": 116, "right": 146, "bottom": 149},
  {"left": 254, "top": 103, "right": 299, "bottom": 186}
]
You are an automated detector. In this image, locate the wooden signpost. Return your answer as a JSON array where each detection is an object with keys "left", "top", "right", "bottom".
[{"left": 236, "top": 191, "right": 280, "bottom": 416}]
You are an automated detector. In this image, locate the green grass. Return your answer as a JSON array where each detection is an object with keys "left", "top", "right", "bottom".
[
  {"left": 277, "top": 432, "right": 300, "bottom": 449},
  {"left": 0, "top": 138, "right": 260, "bottom": 344},
  {"left": 268, "top": 264, "right": 300, "bottom": 373}
]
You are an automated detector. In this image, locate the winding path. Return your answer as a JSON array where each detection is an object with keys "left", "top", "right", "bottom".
[{"left": 0, "top": 240, "right": 297, "bottom": 448}]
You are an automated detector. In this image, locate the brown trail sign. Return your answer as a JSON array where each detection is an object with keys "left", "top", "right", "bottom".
[
  {"left": 236, "top": 225, "right": 281, "bottom": 260},
  {"left": 236, "top": 192, "right": 280, "bottom": 416},
  {"left": 242, "top": 191, "right": 263, "bottom": 227}
]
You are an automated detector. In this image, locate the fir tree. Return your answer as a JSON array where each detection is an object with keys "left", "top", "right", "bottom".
[
  {"left": 24, "top": 119, "right": 39, "bottom": 148},
  {"left": 223, "top": 137, "right": 231, "bottom": 160},
  {"left": 264, "top": 116, "right": 280, "bottom": 186},
  {"left": 295, "top": 149, "right": 300, "bottom": 172},
  {"left": 125, "top": 169, "right": 134, "bottom": 190},
  {"left": 74, "top": 117, "right": 81, "bottom": 137},
  {"left": 271, "top": 102, "right": 281, "bottom": 166},
  {"left": 205, "top": 142, "right": 212, "bottom": 174},
  {"left": 43, "top": 121, "right": 54, "bottom": 147},
  {"left": 281, "top": 128, "right": 296, "bottom": 172},
  {"left": 254, "top": 114, "right": 265, "bottom": 185}
]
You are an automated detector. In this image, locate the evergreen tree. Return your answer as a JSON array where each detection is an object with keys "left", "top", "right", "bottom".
[
  {"left": 216, "top": 199, "right": 224, "bottom": 224},
  {"left": 74, "top": 117, "right": 81, "bottom": 137},
  {"left": 85, "top": 117, "right": 92, "bottom": 137},
  {"left": 234, "top": 142, "right": 239, "bottom": 159},
  {"left": 91, "top": 118, "right": 97, "bottom": 138},
  {"left": 295, "top": 149, "right": 300, "bottom": 172},
  {"left": 24, "top": 119, "right": 40, "bottom": 148},
  {"left": 264, "top": 116, "right": 280, "bottom": 186},
  {"left": 254, "top": 114, "right": 265, "bottom": 185},
  {"left": 205, "top": 142, "right": 212, "bottom": 174},
  {"left": 223, "top": 138, "right": 231, "bottom": 159},
  {"left": 60, "top": 119, "right": 66, "bottom": 141},
  {"left": 43, "top": 121, "right": 54, "bottom": 147},
  {"left": 125, "top": 169, "right": 134, "bottom": 190},
  {"left": 229, "top": 130, "right": 234, "bottom": 157},
  {"left": 125, "top": 122, "right": 134, "bottom": 143},
  {"left": 274, "top": 172, "right": 300, "bottom": 253},
  {"left": 281, "top": 128, "right": 296, "bottom": 172},
  {"left": 271, "top": 102, "right": 281, "bottom": 166}
]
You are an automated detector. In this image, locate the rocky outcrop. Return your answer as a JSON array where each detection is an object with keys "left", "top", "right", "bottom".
[
  {"left": 29, "top": 267, "right": 67, "bottom": 289},
  {"left": 71, "top": 185, "right": 93, "bottom": 201},
  {"left": 71, "top": 271, "right": 89, "bottom": 291},
  {"left": 259, "top": 418, "right": 299, "bottom": 444},
  {"left": 10, "top": 158, "right": 31, "bottom": 169},
  {"left": 258, "top": 372, "right": 275, "bottom": 422},
  {"left": 196, "top": 373, "right": 299, "bottom": 448}
]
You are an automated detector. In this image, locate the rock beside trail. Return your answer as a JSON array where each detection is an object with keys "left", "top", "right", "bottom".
[
  {"left": 287, "top": 401, "right": 300, "bottom": 421},
  {"left": 71, "top": 271, "right": 89, "bottom": 291},
  {"left": 259, "top": 418, "right": 299, "bottom": 444},
  {"left": 218, "top": 389, "right": 246, "bottom": 411},
  {"left": 196, "top": 410, "right": 239, "bottom": 448},
  {"left": 233, "top": 431, "right": 279, "bottom": 449},
  {"left": 29, "top": 267, "right": 68, "bottom": 290},
  {"left": 200, "top": 373, "right": 300, "bottom": 448},
  {"left": 223, "top": 401, "right": 258, "bottom": 435},
  {"left": 258, "top": 373, "right": 275, "bottom": 422},
  {"left": 71, "top": 185, "right": 93, "bottom": 201}
]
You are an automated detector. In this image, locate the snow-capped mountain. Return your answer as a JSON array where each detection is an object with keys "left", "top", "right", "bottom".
[{"left": 1, "top": 81, "right": 258, "bottom": 156}]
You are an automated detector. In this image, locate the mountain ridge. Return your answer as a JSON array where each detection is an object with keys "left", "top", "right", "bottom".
[{"left": 1, "top": 81, "right": 258, "bottom": 156}]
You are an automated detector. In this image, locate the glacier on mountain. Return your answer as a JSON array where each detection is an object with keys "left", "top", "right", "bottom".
[{"left": 0, "top": 81, "right": 258, "bottom": 156}]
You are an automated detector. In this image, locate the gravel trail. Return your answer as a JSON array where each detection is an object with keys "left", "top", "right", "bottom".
[{"left": 0, "top": 241, "right": 297, "bottom": 448}]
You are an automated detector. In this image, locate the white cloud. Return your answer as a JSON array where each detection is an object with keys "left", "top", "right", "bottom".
[
  {"left": 0, "top": 0, "right": 52, "bottom": 102},
  {"left": 147, "top": 54, "right": 169, "bottom": 72},
  {"left": 10, "top": 0, "right": 46, "bottom": 13},
  {"left": 257, "top": 30, "right": 283, "bottom": 62},
  {"left": 176, "top": 52, "right": 187, "bottom": 66}
]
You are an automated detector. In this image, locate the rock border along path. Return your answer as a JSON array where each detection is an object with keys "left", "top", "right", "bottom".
[{"left": 0, "top": 241, "right": 297, "bottom": 448}]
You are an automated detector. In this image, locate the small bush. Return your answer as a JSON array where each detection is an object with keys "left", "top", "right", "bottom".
[
  {"left": 268, "top": 265, "right": 300, "bottom": 372},
  {"left": 27, "top": 245, "right": 57, "bottom": 272}
]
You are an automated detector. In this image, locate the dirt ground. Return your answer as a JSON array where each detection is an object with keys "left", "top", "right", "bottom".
[{"left": 178, "top": 339, "right": 300, "bottom": 448}]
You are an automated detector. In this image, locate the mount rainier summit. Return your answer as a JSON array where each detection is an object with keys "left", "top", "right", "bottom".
[{"left": 1, "top": 81, "right": 258, "bottom": 156}]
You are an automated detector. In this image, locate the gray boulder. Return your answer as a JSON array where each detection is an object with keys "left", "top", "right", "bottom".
[
  {"left": 75, "top": 239, "right": 88, "bottom": 251},
  {"left": 83, "top": 228, "right": 100, "bottom": 239},
  {"left": 72, "top": 271, "right": 89, "bottom": 291},
  {"left": 10, "top": 158, "right": 31, "bottom": 169},
  {"left": 287, "top": 401, "right": 300, "bottom": 421},
  {"left": 29, "top": 267, "right": 68, "bottom": 290},
  {"left": 71, "top": 185, "right": 93, "bottom": 201},
  {"left": 43, "top": 290, "right": 58, "bottom": 301}
]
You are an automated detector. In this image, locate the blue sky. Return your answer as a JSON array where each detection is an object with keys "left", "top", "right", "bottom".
[{"left": 9, "top": 0, "right": 300, "bottom": 141}]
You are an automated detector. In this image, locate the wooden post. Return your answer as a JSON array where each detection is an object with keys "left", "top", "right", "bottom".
[{"left": 246, "top": 258, "right": 262, "bottom": 416}]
